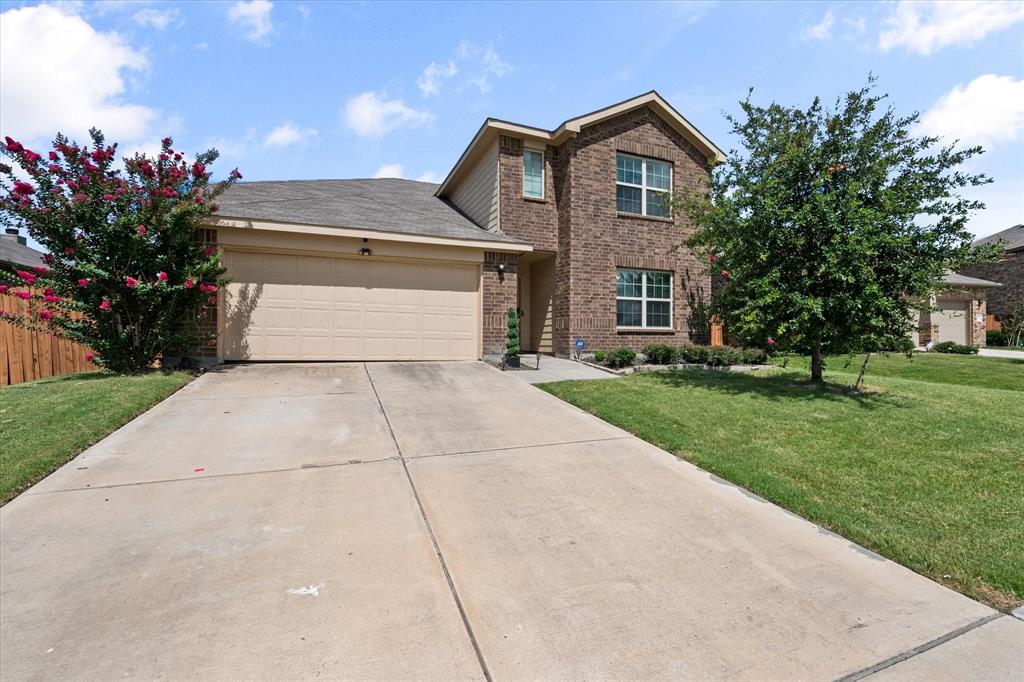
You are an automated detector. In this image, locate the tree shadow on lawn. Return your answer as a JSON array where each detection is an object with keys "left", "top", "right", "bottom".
[{"left": 645, "top": 368, "right": 900, "bottom": 410}]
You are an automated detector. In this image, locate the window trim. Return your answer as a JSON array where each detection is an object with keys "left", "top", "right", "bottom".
[
  {"left": 616, "top": 153, "right": 672, "bottom": 217},
  {"left": 616, "top": 268, "right": 673, "bottom": 329},
  {"left": 522, "top": 148, "right": 545, "bottom": 199}
]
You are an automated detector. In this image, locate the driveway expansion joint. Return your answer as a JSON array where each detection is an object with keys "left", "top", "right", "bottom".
[
  {"left": 836, "top": 612, "right": 1005, "bottom": 681},
  {"left": 410, "top": 435, "right": 635, "bottom": 461},
  {"left": 363, "top": 364, "right": 493, "bottom": 682}
]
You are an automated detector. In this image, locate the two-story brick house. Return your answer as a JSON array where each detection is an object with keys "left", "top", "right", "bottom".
[{"left": 209, "top": 92, "right": 724, "bottom": 362}]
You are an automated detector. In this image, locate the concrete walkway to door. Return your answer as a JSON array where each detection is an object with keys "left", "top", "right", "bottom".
[{"left": 1, "top": 362, "right": 1021, "bottom": 680}]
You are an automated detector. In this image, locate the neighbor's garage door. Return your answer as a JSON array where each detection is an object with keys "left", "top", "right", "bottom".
[
  {"left": 934, "top": 300, "right": 968, "bottom": 344},
  {"left": 222, "top": 250, "right": 479, "bottom": 361}
]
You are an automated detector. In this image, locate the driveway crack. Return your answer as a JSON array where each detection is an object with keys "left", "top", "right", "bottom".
[{"left": 363, "top": 364, "right": 493, "bottom": 682}]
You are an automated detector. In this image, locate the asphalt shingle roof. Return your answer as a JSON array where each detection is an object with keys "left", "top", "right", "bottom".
[
  {"left": 942, "top": 270, "right": 1002, "bottom": 288},
  {"left": 0, "top": 231, "right": 46, "bottom": 268},
  {"left": 973, "top": 224, "right": 1023, "bottom": 253},
  {"left": 216, "top": 178, "right": 523, "bottom": 245}
]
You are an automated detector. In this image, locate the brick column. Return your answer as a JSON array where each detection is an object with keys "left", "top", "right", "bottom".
[{"left": 482, "top": 252, "right": 518, "bottom": 357}]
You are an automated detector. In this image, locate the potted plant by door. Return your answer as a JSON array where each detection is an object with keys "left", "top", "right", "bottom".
[{"left": 504, "top": 307, "right": 521, "bottom": 368}]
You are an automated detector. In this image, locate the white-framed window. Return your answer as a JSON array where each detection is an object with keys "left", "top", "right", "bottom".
[
  {"left": 523, "top": 148, "right": 544, "bottom": 198},
  {"left": 616, "top": 268, "right": 672, "bottom": 328},
  {"left": 616, "top": 153, "right": 671, "bottom": 217}
]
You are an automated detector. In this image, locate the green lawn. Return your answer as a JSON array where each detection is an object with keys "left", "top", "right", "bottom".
[
  {"left": 0, "top": 371, "right": 193, "bottom": 505},
  {"left": 540, "top": 354, "right": 1023, "bottom": 610},
  {"left": 773, "top": 351, "right": 1024, "bottom": 392}
]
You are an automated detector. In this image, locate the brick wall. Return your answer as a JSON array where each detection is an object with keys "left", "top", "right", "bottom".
[
  {"left": 959, "top": 250, "right": 1023, "bottom": 319},
  {"left": 482, "top": 251, "right": 518, "bottom": 356},
  {"left": 497, "top": 136, "right": 559, "bottom": 251},
  {"left": 561, "top": 107, "right": 711, "bottom": 354}
]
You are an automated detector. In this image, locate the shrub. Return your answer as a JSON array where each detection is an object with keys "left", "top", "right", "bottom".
[
  {"left": 986, "top": 329, "right": 1007, "bottom": 347},
  {"left": 678, "top": 344, "right": 710, "bottom": 364},
  {"left": 641, "top": 343, "right": 678, "bottom": 365},
  {"left": 740, "top": 347, "right": 767, "bottom": 364},
  {"left": 0, "top": 131, "right": 241, "bottom": 373},
  {"left": 593, "top": 350, "right": 606, "bottom": 363},
  {"left": 606, "top": 347, "right": 637, "bottom": 369},
  {"left": 932, "top": 341, "right": 978, "bottom": 355},
  {"left": 505, "top": 307, "right": 520, "bottom": 357},
  {"left": 706, "top": 346, "right": 745, "bottom": 366}
]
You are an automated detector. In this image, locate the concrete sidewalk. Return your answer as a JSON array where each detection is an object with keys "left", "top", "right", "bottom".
[
  {"left": 2, "top": 361, "right": 1020, "bottom": 680},
  {"left": 507, "top": 354, "right": 618, "bottom": 384}
]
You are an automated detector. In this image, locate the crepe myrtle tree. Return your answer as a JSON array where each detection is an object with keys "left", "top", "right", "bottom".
[
  {"left": 670, "top": 78, "right": 998, "bottom": 383},
  {"left": 0, "top": 129, "right": 242, "bottom": 373}
]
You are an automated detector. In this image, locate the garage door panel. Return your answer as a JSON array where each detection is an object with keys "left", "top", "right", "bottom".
[
  {"left": 935, "top": 301, "right": 968, "bottom": 344},
  {"left": 224, "top": 251, "right": 479, "bottom": 361}
]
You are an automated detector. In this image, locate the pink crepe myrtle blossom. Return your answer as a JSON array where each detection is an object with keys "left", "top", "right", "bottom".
[
  {"left": 199, "top": 283, "right": 218, "bottom": 293},
  {"left": 48, "top": 151, "right": 58, "bottom": 161},
  {"left": 63, "top": 247, "right": 75, "bottom": 256},
  {"left": 99, "top": 299, "right": 111, "bottom": 311},
  {"left": 721, "top": 270, "right": 730, "bottom": 280},
  {"left": 203, "top": 246, "right": 215, "bottom": 257},
  {"left": 72, "top": 193, "right": 88, "bottom": 203},
  {"left": 43, "top": 294, "right": 60, "bottom": 303},
  {"left": 12, "top": 181, "right": 34, "bottom": 196},
  {"left": 77, "top": 278, "right": 90, "bottom": 287},
  {"left": 33, "top": 266, "right": 47, "bottom": 274},
  {"left": 767, "top": 338, "right": 776, "bottom": 347},
  {"left": 43, "top": 253, "right": 55, "bottom": 263},
  {"left": 4, "top": 136, "right": 24, "bottom": 152},
  {"left": 0, "top": 285, "right": 8, "bottom": 293},
  {"left": 125, "top": 276, "right": 139, "bottom": 288},
  {"left": 229, "top": 168, "right": 243, "bottom": 180},
  {"left": 15, "top": 270, "right": 36, "bottom": 284},
  {"left": 136, "top": 225, "right": 148, "bottom": 235},
  {"left": 157, "top": 271, "right": 168, "bottom": 282},
  {"left": 15, "top": 290, "right": 32, "bottom": 300},
  {"left": 102, "top": 194, "right": 115, "bottom": 201},
  {"left": 24, "top": 150, "right": 41, "bottom": 163},
  {"left": 84, "top": 352, "right": 96, "bottom": 362},
  {"left": 38, "top": 310, "right": 53, "bottom": 320},
  {"left": 183, "top": 279, "right": 194, "bottom": 289},
  {"left": 44, "top": 287, "right": 55, "bottom": 295},
  {"left": 708, "top": 254, "right": 717, "bottom": 263},
  {"left": 207, "top": 295, "right": 218, "bottom": 305}
]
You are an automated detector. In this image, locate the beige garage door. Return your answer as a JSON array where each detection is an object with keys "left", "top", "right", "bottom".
[
  {"left": 934, "top": 301, "right": 968, "bottom": 344},
  {"left": 222, "top": 250, "right": 479, "bottom": 361}
]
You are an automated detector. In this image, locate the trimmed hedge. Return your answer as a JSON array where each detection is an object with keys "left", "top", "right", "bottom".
[
  {"left": 606, "top": 348, "right": 637, "bottom": 369},
  {"left": 641, "top": 343, "right": 679, "bottom": 365},
  {"left": 932, "top": 341, "right": 979, "bottom": 355}
]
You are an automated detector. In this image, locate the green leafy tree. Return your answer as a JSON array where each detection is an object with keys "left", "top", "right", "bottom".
[
  {"left": 505, "top": 307, "right": 520, "bottom": 357},
  {"left": 0, "top": 130, "right": 242, "bottom": 373},
  {"left": 672, "top": 79, "right": 998, "bottom": 382}
]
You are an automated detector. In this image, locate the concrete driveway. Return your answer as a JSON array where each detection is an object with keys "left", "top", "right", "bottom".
[{"left": 2, "top": 362, "right": 1020, "bottom": 680}]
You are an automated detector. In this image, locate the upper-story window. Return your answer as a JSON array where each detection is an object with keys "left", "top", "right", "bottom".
[
  {"left": 523, "top": 149, "right": 544, "bottom": 199},
  {"left": 616, "top": 153, "right": 671, "bottom": 217}
]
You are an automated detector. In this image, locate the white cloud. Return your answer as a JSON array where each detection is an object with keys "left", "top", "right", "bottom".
[
  {"left": 920, "top": 74, "right": 1024, "bottom": 148},
  {"left": 455, "top": 40, "right": 513, "bottom": 94},
  {"left": 373, "top": 163, "right": 404, "bottom": 178},
  {"left": 0, "top": 4, "right": 155, "bottom": 144},
  {"left": 133, "top": 7, "right": 179, "bottom": 30},
  {"left": 228, "top": 0, "right": 273, "bottom": 44},
  {"left": 297, "top": 4, "right": 311, "bottom": 19},
  {"left": 417, "top": 60, "right": 457, "bottom": 97},
  {"left": 801, "top": 10, "right": 836, "bottom": 41},
  {"left": 343, "top": 91, "right": 434, "bottom": 137},
  {"left": 671, "top": 0, "right": 716, "bottom": 26},
  {"left": 879, "top": 1, "right": 1024, "bottom": 55},
  {"left": 264, "top": 122, "right": 317, "bottom": 147},
  {"left": 415, "top": 171, "right": 442, "bottom": 183}
]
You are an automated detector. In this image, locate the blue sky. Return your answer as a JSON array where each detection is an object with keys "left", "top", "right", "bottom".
[{"left": 1, "top": 0, "right": 1022, "bottom": 245}]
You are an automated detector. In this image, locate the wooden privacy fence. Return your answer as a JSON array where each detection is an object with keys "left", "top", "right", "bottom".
[
  {"left": 985, "top": 314, "right": 1001, "bottom": 332},
  {"left": 1, "top": 287, "right": 94, "bottom": 386}
]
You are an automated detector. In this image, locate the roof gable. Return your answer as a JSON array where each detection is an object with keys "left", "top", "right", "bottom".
[{"left": 437, "top": 91, "right": 725, "bottom": 197}]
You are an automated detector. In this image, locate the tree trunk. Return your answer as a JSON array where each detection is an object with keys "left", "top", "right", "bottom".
[{"left": 810, "top": 342, "right": 823, "bottom": 383}]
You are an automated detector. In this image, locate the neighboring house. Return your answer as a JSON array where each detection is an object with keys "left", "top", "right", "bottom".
[
  {"left": 0, "top": 227, "right": 46, "bottom": 274},
  {"left": 208, "top": 92, "right": 725, "bottom": 362},
  {"left": 913, "top": 271, "right": 1001, "bottom": 347},
  {"left": 958, "top": 225, "right": 1023, "bottom": 320}
]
